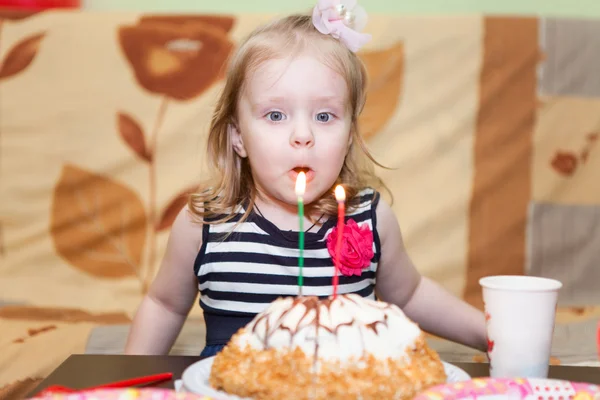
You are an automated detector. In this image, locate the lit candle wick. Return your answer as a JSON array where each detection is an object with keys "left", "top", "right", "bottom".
[
  {"left": 335, "top": 185, "right": 346, "bottom": 202},
  {"left": 295, "top": 171, "right": 306, "bottom": 198}
]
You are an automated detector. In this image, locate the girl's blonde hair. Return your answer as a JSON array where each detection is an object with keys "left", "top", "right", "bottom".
[{"left": 189, "top": 13, "right": 389, "bottom": 225}]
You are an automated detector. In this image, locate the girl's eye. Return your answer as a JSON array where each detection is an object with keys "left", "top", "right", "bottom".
[
  {"left": 267, "top": 111, "right": 284, "bottom": 122},
  {"left": 316, "top": 112, "right": 332, "bottom": 122}
]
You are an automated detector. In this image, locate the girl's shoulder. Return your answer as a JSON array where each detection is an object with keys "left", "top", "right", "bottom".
[{"left": 169, "top": 204, "right": 205, "bottom": 251}]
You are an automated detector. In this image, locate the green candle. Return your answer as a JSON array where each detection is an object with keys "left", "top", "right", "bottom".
[
  {"left": 295, "top": 172, "right": 306, "bottom": 295},
  {"left": 298, "top": 197, "right": 304, "bottom": 290}
]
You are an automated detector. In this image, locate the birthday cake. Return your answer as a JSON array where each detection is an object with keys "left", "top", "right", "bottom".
[{"left": 209, "top": 294, "right": 446, "bottom": 400}]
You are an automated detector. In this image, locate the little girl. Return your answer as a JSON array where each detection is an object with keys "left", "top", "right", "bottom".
[{"left": 125, "top": 0, "right": 488, "bottom": 358}]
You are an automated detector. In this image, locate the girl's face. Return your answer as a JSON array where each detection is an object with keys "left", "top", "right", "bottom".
[{"left": 231, "top": 53, "right": 352, "bottom": 208}]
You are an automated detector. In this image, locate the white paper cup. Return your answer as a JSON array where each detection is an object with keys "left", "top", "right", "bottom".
[{"left": 479, "top": 275, "right": 562, "bottom": 378}]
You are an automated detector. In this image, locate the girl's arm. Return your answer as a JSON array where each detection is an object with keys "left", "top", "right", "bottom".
[
  {"left": 124, "top": 205, "right": 203, "bottom": 355},
  {"left": 374, "top": 198, "right": 488, "bottom": 352}
]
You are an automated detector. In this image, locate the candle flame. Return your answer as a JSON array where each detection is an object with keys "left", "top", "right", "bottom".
[
  {"left": 335, "top": 185, "right": 345, "bottom": 201},
  {"left": 295, "top": 172, "right": 306, "bottom": 197}
]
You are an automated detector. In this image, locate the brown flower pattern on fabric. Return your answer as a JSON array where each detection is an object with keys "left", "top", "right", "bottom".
[
  {"left": 357, "top": 41, "right": 404, "bottom": 139},
  {"left": 138, "top": 15, "right": 235, "bottom": 34},
  {"left": 13, "top": 325, "right": 57, "bottom": 344},
  {"left": 0, "top": 9, "right": 46, "bottom": 258},
  {"left": 551, "top": 151, "right": 578, "bottom": 176},
  {"left": 0, "top": 32, "right": 46, "bottom": 81},
  {"left": 117, "top": 112, "right": 152, "bottom": 162},
  {"left": 50, "top": 164, "right": 147, "bottom": 279},
  {"left": 118, "top": 16, "right": 235, "bottom": 101},
  {"left": 0, "top": 378, "right": 44, "bottom": 400},
  {"left": 0, "top": 305, "right": 131, "bottom": 324},
  {"left": 0, "top": 9, "right": 42, "bottom": 21},
  {"left": 550, "top": 132, "right": 598, "bottom": 177},
  {"left": 155, "top": 185, "right": 199, "bottom": 232},
  {"left": 580, "top": 132, "right": 598, "bottom": 163},
  {"left": 112, "top": 15, "right": 236, "bottom": 289}
]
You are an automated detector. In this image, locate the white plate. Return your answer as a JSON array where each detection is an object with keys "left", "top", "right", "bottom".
[{"left": 182, "top": 356, "right": 471, "bottom": 399}]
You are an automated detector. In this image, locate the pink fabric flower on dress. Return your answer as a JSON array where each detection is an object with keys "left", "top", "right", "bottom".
[
  {"left": 326, "top": 219, "right": 374, "bottom": 276},
  {"left": 312, "top": 0, "right": 372, "bottom": 52}
]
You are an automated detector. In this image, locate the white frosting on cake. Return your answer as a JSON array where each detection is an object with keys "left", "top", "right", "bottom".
[{"left": 233, "top": 294, "right": 422, "bottom": 364}]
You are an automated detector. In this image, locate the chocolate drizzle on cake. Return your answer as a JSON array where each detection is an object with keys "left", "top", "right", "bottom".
[
  {"left": 252, "top": 299, "right": 296, "bottom": 349},
  {"left": 249, "top": 294, "right": 395, "bottom": 359},
  {"left": 365, "top": 314, "right": 389, "bottom": 334}
]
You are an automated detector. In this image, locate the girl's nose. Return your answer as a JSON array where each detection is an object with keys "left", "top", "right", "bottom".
[{"left": 290, "top": 121, "right": 314, "bottom": 148}]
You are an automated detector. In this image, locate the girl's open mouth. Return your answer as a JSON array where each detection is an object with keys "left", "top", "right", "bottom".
[{"left": 289, "top": 167, "right": 315, "bottom": 183}]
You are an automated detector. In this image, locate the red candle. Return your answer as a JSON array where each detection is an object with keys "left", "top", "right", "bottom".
[{"left": 333, "top": 185, "right": 345, "bottom": 298}]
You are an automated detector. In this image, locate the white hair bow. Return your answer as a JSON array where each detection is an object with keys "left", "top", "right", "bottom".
[{"left": 312, "top": 0, "right": 372, "bottom": 53}]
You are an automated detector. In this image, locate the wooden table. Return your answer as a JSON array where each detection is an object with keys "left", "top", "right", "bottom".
[{"left": 29, "top": 354, "right": 600, "bottom": 398}]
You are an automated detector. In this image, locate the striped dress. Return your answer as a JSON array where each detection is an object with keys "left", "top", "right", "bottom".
[{"left": 193, "top": 188, "right": 381, "bottom": 346}]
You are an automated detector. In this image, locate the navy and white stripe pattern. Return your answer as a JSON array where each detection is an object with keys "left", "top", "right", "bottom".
[{"left": 194, "top": 188, "right": 381, "bottom": 344}]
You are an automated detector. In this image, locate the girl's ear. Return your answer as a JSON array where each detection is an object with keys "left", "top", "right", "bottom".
[{"left": 230, "top": 123, "right": 247, "bottom": 158}]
